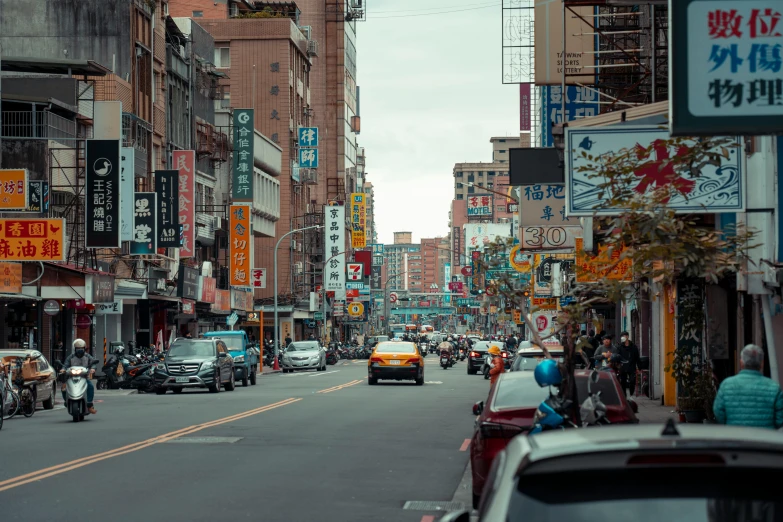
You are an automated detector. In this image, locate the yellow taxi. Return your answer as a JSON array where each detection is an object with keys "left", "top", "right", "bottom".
[{"left": 368, "top": 341, "right": 424, "bottom": 386}]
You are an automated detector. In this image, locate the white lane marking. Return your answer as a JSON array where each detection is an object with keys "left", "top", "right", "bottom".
[{"left": 306, "top": 370, "right": 341, "bottom": 377}]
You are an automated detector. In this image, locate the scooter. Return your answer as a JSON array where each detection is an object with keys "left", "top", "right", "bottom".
[
  {"left": 440, "top": 349, "right": 453, "bottom": 370},
  {"left": 100, "top": 354, "right": 155, "bottom": 393},
  {"left": 56, "top": 360, "right": 98, "bottom": 423}
]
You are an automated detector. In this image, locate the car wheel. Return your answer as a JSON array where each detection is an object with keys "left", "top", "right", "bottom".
[
  {"left": 225, "top": 371, "right": 236, "bottom": 391},
  {"left": 241, "top": 369, "right": 249, "bottom": 387},
  {"left": 483, "top": 367, "right": 490, "bottom": 380},
  {"left": 155, "top": 387, "right": 167, "bottom": 395},
  {"left": 368, "top": 377, "right": 377, "bottom": 385},
  {"left": 209, "top": 372, "right": 220, "bottom": 393},
  {"left": 172, "top": 387, "right": 183, "bottom": 394},
  {"left": 415, "top": 375, "right": 424, "bottom": 386},
  {"left": 467, "top": 366, "right": 476, "bottom": 375},
  {"left": 42, "top": 390, "right": 55, "bottom": 410},
  {"left": 250, "top": 368, "right": 257, "bottom": 385}
]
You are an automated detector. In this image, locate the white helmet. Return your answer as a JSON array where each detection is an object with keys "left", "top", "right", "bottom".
[
  {"left": 73, "top": 338, "right": 86, "bottom": 349},
  {"left": 447, "top": 336, "right": 453, "bottom": 341}
]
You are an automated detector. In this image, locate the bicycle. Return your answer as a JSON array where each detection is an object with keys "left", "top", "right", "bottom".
[
  {"left": 1, "top": 363, "right": 19, "bottom": 420},
  {"left": 12, "top": 356, "right": 38, "bottom": 418}
]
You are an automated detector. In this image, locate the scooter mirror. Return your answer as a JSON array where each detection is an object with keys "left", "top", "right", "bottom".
[
  {"left": 472, "top": 401, "right": 484, "bottom": 415},
  {"left": 590, "top": 370, "right": 600, "bottom": 384}
]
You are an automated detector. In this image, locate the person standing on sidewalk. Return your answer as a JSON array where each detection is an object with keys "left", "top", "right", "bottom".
[
  {"left": 488, "top": 345, "right": 505, "bottom": 386},
  {"left": 713, "top": 344, "right": 783, "bottom": 429},
  {"left": 617, "top": 331, "right": 641, "bottom": 397}
]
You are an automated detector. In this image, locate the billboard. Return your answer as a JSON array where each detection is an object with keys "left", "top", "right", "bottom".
[
  {"left": 467, "top": 194, "right": 493, "bottom": 217},
  {"left": 229, "top": 205, "right": 252, "bottom": 287},
  {"left": 539, "top": 85, "right": 600, "bottom": 148},
  {"left": 0, "top": 169, "right": 28, "bottom": 210},
  {"left": 350, "top": 192, "right": 366, "bottom": 248},
  {"left": 0, "top": 219, "right": 66, "bottom": 261},
  {"left": 534, "top": 1, "right": 595, "bottom": 85},
  {"left": 173, "top": 150, "right": 196, "bottom": 257},
  {"left": 324, "top": 205, "right": 346, "bottom": 292},
  {"left": 232, "top": 109, "right": 255, "bottom": 201},
  {"left": 85, "top": 140, "right": 121, "bottom": 248}
]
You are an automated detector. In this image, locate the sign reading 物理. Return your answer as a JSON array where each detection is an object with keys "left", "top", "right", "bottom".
[
  {"left": 155, "top": 170, "right": 179, "bottom": 248},
  {"left": 232, "top": 109, "right": 255, "bottom": 201},
  {"left": 174, "top": 150, "right": 196, "bottom": 257},
  {"left": 466, "top": 194, "right": 492, "bottom": 217},
  {"left": 670, "top": 2, "right": 783, "bottom": 136},
  {"left": 350, "top": 193, "right": 366, "bottom": 248},
  {"left": 0, "top": 219, "right": 66, "bottom": 261},
  {"left": 324, "top": 205, "right": 346, "bottom": 292},
  {"left": 85, "top": 140, "right": 121, "bottom": 248},
  {"left": 229, "top": 205, "right": 252, "bottom": 287},
  {"left": 540, "top": 86, "right": 600, "bottom": 147},
  {"left": 565, "top": 126, "right": 745, "bottom": 216},
  {"left": 130, "top": 192, "right": 157, "bottom": 255},
  {"left": 120, "top": 147, "right": 134, "bottom": 241}
]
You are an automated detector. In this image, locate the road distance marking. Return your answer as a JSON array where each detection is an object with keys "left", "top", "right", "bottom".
[{"left": 459, "top": 439, "right": 471, "bottom": 451}]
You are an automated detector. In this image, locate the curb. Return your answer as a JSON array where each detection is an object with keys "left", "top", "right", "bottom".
[{"left": 260, "top": 370, "right": 282, "bottom": 375}]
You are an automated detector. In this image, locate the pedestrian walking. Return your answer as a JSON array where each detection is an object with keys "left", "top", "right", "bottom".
[
  {"left": 505, "top": 334, "right": 517, "bottom": 352},
  {"left": 713, "top": 344, "right": 783, "bottom": 429},
  {"left": 487, "top": 345, "right": 505, "bottom": 386},
  {"left": 284, "top": 334, "right": 292, "bottom": 347},
  {"left": 616, "top": 331, "right": 640, "bottom": 397}
]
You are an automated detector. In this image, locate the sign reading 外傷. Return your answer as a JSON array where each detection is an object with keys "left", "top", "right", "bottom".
[{"left": 232, "top": 109, "right": 255, "bottom": 201}]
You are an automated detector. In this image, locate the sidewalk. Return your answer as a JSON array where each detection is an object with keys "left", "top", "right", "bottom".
[
  {"left": 261, "top": 366, "right": 281, "bottom": 375},
  {"left": 633, "top": 396, "right": 678, "bottom": 425}
]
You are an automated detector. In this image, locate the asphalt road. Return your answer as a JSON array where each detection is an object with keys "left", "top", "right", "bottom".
[{"left": 0, "top": 356, "right": 488, "bottom": 522}]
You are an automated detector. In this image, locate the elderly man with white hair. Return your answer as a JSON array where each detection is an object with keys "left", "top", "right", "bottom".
[{"left": 713, "top": 344, "right": 783, "bottom": 429}]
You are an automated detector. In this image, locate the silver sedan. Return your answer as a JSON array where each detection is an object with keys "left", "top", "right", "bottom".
[{"left": 281, "top": 341, "right": 327, "bottom": 372}]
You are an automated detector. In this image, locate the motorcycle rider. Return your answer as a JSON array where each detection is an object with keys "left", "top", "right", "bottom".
[
  {"left": 60, "top": 339, "right": 98, "bottom": 415},
  {"left": 487, "top": 345, "right": 505, "bottom": 385}
]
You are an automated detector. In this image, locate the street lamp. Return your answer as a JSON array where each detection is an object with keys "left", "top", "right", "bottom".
[
  {"left": 383, "top": 271, "right": 406, "bottom": 335},
  {"left": 273, "top": 224, "right": 323, "bottom": 370},
  {"left": 463, "top": 181, "right": 519, "bottom": 203}
]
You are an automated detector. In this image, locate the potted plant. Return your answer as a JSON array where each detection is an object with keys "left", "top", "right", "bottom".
[{"left": 666, "top": 351, "right": 715, "bottom": 423}]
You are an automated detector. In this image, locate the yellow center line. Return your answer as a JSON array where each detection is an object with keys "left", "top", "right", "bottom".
[
  {"left": 316, "top": 380, "right": 363, "bottom": 394},
  {"left": 0, "top": 398, "right": 301, "bottom": 492}
]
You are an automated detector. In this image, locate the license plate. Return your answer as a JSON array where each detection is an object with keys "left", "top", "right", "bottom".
[
  {"left": 389, "top": 360, "right": 401, "bottom": 365},
  {"left": 175, "top": 377, "right": 189, "bottom": 383},
  {"left": 441, "top": 358, "right": 449, "bottom": 363}
]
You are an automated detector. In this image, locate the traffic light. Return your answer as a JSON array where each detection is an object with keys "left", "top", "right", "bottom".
[{"left": 523, "top": 290, "right": 530, "bottom": 297}]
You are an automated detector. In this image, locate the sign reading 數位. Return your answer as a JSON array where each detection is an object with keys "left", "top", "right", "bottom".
[{"left": 232, "top": 109, "right": 255, "bottom": 202}]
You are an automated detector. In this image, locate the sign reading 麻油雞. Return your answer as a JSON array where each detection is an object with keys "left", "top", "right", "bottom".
[
  {"left": 85, "top": 140, "right": 121, "bottom": 248},
  {"left": 177, "top": 262, "right": 200, "bottom": 300},
  {"left": 155, "top": 170, "right": 180, "bottom": 248},
  {"left": 130, "top": 192, "right": 157, "bottom": 255},
  {"left": 232, "top": 109, "right": 255, "bottom": 202}
]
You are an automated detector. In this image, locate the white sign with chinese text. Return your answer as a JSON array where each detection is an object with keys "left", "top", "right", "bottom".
[
  {"left": 466, "top": 194, "right": 493, "bottom": 216},
  {"left": 463, "top": 224, "right": 512, "bottom": 257},
  {"left": 324, "top": 205, "right": 345, "bottom": 292},
  {"left": 251, "top": 268, "right": 267, "bottom": 289},
  {"left": 519, "top": 184, "right": 572, "bottom": 227}
]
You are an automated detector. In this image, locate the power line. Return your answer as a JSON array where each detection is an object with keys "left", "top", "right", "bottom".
[{"left": 370, "top": 4, "right": 500, "bottom": 19}]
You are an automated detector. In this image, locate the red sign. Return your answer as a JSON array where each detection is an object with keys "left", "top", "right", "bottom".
[
  {"left": 418, "top": 301, "right": 430, "bottom": 307},
  {"left": 448, "top": 282, "right": 464, "bottom": 292},
  {"left": 520, "top": 83, "right": 531, "bottom": 132},
  {"left": 535, "top": 314, "right": 549, "bottom": 332},
  {"left": 182, "top": 300, "right": 195, "bottom": 315},
  {"left": 201, "top": 276, "right": 216, "bottom": 303},
  {"left": 75, "top": 314, "right": 92, "bottom": 328},
  {"left": 346, "top": 263, "right": 362, "bottom": 281},
  {"left": 173, "top": 150, "right": 196, "bottom": 258},
  {"left": 346, "top": 289, "right": 359, "bottom": 298},
  {"left": 461, "top": 266, "right": 472, "bottom": 276}
]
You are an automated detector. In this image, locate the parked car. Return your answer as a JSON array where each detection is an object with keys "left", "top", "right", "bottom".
[
  {"left": 469, "top": 369, "right": 638, "bottom": 508},
  {"left": 443, "top": 422, "right": 781, "bottom": 522},
  {"left": 153, "top": 338, "right": 235, "bottom": 394},
  {"left": 0, "top": 349, "right": 56, "bottom": 410},
  {"left": 468, "top": 341, "right": 506, "bottom": 375},
  {"left": 281, "top": 341, "right": 326, "bottom": 372},
  {"left": 202, "top": 331, "right": 259, "bottom": 386},
  {"left": 509, "top": 345, "right": 564, "bottom": 371}
]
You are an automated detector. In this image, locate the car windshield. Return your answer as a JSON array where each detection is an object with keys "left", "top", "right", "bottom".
[
  {"left": 574, "top": 374, "right": 622, "bottom": 406},
  {"left": 474, "top": 341, "right": 503, "bottom": 352},
  {"left": 287, "top": 342, "right": 319, "bottom": 352},
  {"left": 509, "top": 470, "right": 777, "bottom": 522},
  {"left": 168, "top": 341, "right": 215, "bottom": 357},
  {"left": 218, "top": 336, "right": 244, "bottom": 352},
  {"left": 375, "top": 342, "right": 416, "bottom": 354},
  {"left": 493, "top": 375, "right": 551, "bottom": 409}
]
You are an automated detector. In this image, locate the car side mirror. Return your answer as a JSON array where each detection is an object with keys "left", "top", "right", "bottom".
[
  {"left": 218, "top": 352, "right": 228, "bottom": 358},
  {"left": 590, "top": 369, "right": 600, "bottom": 384},
  {"left": 473, "top": 401, "right": 484, "bottom": 415},
  {"left": 629, "top": 398, "right": 639, "bottom": 414}
]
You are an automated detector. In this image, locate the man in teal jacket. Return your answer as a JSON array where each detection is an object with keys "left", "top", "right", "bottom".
[{"left": 713, "top": 344, "right": 783, "bottom": 429}]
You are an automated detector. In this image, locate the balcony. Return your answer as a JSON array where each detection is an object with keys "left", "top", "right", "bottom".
[{"left": 1, "top": 110, "right": 81, "bottom": 142}]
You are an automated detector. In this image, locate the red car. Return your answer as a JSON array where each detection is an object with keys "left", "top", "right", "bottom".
[{"left": 469, "top": 369, "right": 638, "bottom": 508}]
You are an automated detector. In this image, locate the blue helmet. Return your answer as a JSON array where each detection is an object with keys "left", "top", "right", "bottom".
[{"left": 534, "top": 359, "right": 562, "bottom": 388}]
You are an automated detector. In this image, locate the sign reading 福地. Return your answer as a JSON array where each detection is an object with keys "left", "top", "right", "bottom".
[
  {"left": 324, "top": 205, "right": 346, "bottom": 292},
  {"left": 0, "top": 169, "right": 28, "bottom": 210},
  {"left": 229, "top": 205, "right": 252, "bottom": 287},
  {"left": 519, "top": 184, "right": 571, "bottom": 227},
  {"left": 670, "top": 2, "right": 783, "bottom": 136},
  {"left": 130, "top": 192, "right": 157, "bottom": 255},
  {"left": 85, "top": 140, "right": 121, "bottom": 248},
  {"left": 540, "top": 86, "right": 600, "bottom": 147},
  {"left": 155, "top": 170, "right": 179, "bottom": 248},
  {"left": 350, "top": 193, "right": 366, "bottom": 248},
  {"left": 0, "top": 219, "right": 65, "bottom": 262},
  {"left": 466, "top": 194, "right": 492, "bottom": 217},
  {"left": 232, "top": 109, "right": 255, "bottom": 202},
  {"left": 120, "top": 147, "right": 135, "bottom": 241},
  {"left": 174, "top": 150, "right": 196, "bottom": 257},
  {"left": 565, "top": 126, "right": 745, "bottom": 216}
]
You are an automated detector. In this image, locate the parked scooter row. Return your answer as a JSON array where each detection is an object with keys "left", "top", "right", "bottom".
[{"left": 96, "top": 345, "right": 157, "bottom": 393}]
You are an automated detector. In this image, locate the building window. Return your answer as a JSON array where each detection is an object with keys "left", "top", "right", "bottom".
[
  {"left": 488, "top": 171, "right": 495, "bottom": 177},
  {"left": 467, "top": 174, "right": 474, "bottom": 182},
  {"left": 499, "top": 150, "right": 507, "bottom": 154},
  {"left": 455, "top": 171, "right": 463, "bottom": 178},
  {"left": 456, "top": 194, "right": 464, "bottom": 200},
  {"left": 467, "top": 186, "right": 475, "bottom": 194},
  {"left": 192, "top": 10, "right": 203, "bottom": 17},
  {"left": 497, "top": 205, "right": 506, "bottom": 212},
  {"left": 499, "top": 139, "right": 506, "bottom": 142},
  {"left": 215, "top": 47, "right": 230, "bottom": 68}
]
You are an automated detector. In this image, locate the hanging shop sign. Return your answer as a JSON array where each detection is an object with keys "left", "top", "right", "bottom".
[
  {"left": 521, "top": 225, "right": 582, "bottom": 252},
  {"left": 324, "top": 205, "right": 346, "bottom": 292},
  {"left": 200, "top": 276, "right": 216, "bottom": 304},
  {"left": 350, "top": 192, "right": 366, "bottom": 248},
  {"left": 43, "top": 300, "right": 60, "bottom": 316},
  {"left": 519, "top": 184, "right": 571, "bottom": 227},
  {"left": 509, "top": 245, "right": 533, "bottom": 273},
  {"left": 177, "top": 262, "right": 199, "bottom": 300},
  {"left": 182, "top": 300, "right": 195, "bottom": 315},
  {"left": 229, "top": 205, "right": 252, "bottom": 287},
  {"left": 95, "top": 301, "right": 123, "bottom": 315},
  {"left": 232, "top": 109, "right": 255, "bottom": 202},
  {"left": 467, "top": 194, "right": 492, "bottom": 217},
  {"left": 670, "top": 1, "right": 783, "bottom": 136},
  {"left": 0, "top": 169, "right": 28, "bottom": 210},
  {"left": 540, "top": 86, "right": 600, "bottom": 147},
  {"left": 211, "top": 289, "right": 231, "bottom": 313},
  {"left": 120, "top": 147, "right": 135, "bottom": 241},
  {"left": 89, "top": 274, "right": 115, "bottom": 303},
  {"left": 565, "top": 126, "right": 745, "bottom": 216},
  {"left": 0, "top": 218, "right": 65, "bottom": 261},
  {"left": 0, "top": 262, "right": 22, "bottom": 293},
  {"left": 463, "top": 224, "right": 510, "bottom": 256},
  {"left": 85, "top": 140, "right": 121, "bottom": 248},
  {"left": 155, "top": 170, "right": 180, "bottom": 248},
  {"left": 174, "top": 150, "right": 196, "bottom": 257},
  {"left": 575, "top": 237, "right": 633, "bottom": 283},
  {"left": 130, "top": 192, "right": 157, "bottom": 255},
  {"left": 27, "top": 180, "right": 47, "bottom": 214},
  {"left": 251, "top": 268, "right": 267, "bottom": 289}
]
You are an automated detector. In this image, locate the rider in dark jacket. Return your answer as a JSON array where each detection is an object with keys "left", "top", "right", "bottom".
[{"left": 61, "top": 339, "right": 98, "bottom": 414}]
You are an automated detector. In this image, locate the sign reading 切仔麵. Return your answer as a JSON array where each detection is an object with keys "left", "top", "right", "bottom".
[
  {"left": 229, "top": 205, "right": 252, "bottom": 287},
  {"left": 0, "top": 219, "right": 65, "bottom": 261},
  {"left": 174, "top": 150, "right": 196, "bottom": 257},
  {"left": 130, "top": 192, "right": 157, "bottom": 255},
  {"left": 85, "top": 140, "right": 121, "bottom": 248},
  {"left": 155, "top": 170, "right": 180, "bottom": 248},
  {"left": 350, "top": 193, "right": 366, "bottom": 248},
  {"left": 671, "top": 1, "right": 783, "bottom": 136},
  {"left": 565, "top": 126, "right": 745, "bottom": 216},
  {"left": 232, "top": 109, "right": 255, "bottom": 202},
  {"left": 466, "top": 194, "right": 492, "bottom": 217},
  {"left": 324, "top": 205, "right": 346, "bottom": 292}
]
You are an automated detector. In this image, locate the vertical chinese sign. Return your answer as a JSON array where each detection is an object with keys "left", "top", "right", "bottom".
[
  {"left": 0, "top": 219, "right": 65, "bottom": 261},
  {"left": 120, "top": 147, "right": 135, "bottom": 241},
  {"left": 27, "top": 180, "right": 45, "bottom": 213},
  {"left": 85, "top": 140, "right": 121, "bottom": 248},
  {"left": 297, "top": 127, "right": 319, "bottom": 169},
  {"left": 174, "top": 150, "right": 196, "bottom": 257},
  {"left": 0, "top": 262, "right": 22, "bottom": 293},
  {"left": 350, "top": 192, "right": 366, "bottom": 248},
  {"left": 0, "top": 169, "right": 28, "bottom": 210},
  {"left": 130, "top": 193, "right": 157, "bottom": 255},
  {"left": 229, "top": 205, "right": 252, "bottom": 287},
  {"left": 520, "top": 83, "right": 531, "bottom": 132},
  {"left": 232, "top": 109, "right": 255, "bottom": 202},
  {"left": 155, "top": 170, "right": 180, "bottom": 248},
  {"left": 324, "top": 205, "right": 346, "bottom": 292},
  {"left": 467, "top": 195, "right": 493, "bottom": 216},
  {"left": 177, "top": 262, "right": 200, "bottom": 300}
]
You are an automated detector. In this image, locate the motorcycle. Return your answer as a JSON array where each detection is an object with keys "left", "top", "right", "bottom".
[
  {"left": 440, "top": 349, "right": 453, "bottom": 370},
  {"left": 458, "top": 348, "right": 466, "bottom": 361},
  {"left": 99, "top": 352, "right": 155, "bottom": 393},
  {"left": 325, "top": 349, "right": 338, "bottom": 365},
  {"left": 56, "top": 360, "right": 98, "bottom": 423},
  {"left": 530, "top": 364, "right": 609, "bottom": 434}
]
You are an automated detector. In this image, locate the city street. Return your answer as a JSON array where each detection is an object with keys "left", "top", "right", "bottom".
[{"left": 0, "top": 360, "right": 487, "bottom": 522}]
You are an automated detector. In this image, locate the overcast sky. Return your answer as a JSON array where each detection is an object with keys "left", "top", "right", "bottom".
[{"left": 358, "top": 1, "right": 519, "bottom": 245}]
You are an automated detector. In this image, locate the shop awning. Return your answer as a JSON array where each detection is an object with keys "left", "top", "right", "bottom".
[
  {"left": 115, "top": 280, "right": 148, "bottom": 299},
  {"left": 0, "top": 293, "right": 41, "bottom": 301}
]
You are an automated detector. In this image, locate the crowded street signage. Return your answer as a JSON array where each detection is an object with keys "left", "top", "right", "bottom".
[
  {"left": 0, "top": 218, "right": 65, "bottom": 261},
  {"left": 0, "top": 262, "right": 22, "bottom": 293},
  {"left": 177, "top": 262, "right": 199, "bottom": 300},
  {"left": 155, "top": 170, "right": 180, "bottom": 248},
  {"left": 232, "top": 109, "right": 255, "bottom": 202},
  {"left": 0, "top": 169, "right": 28, "bottom": 210},
  {"left": 120, "top": 147, "right": 135, "bottom": 241},
  {"left": 251, "top": 268, "right": 267, "bottom": 289},
  {"left": 200, "top": 276, "right": 216, "bottom": 303},
  {"left": 565, "top": 127, "right": 745, "bottom": 216},
  {"left": 539, "top": 86, "right": 600, "bottom": 147},
  {"left": 85, "top": 140, "right": 121, "bottom": 248},
  {"left": 350, "top": 192, "right": 366, "bottom": 248},
  {"left": 174, "top": 150, "right": 196, "bottom": 257},
  {"left": 27, "top": 180, "right": 47, "bottom": 214},
  {"left": 520, "top": 184, "right": 571, "bottom": 227},
  {"left": 130, "top": 192, "right": 157, "bottom": 255},
  {"left": 324, "top": 205, "right": 346, "bottom": 292},
  {"left": 671, "top": 2, "right": 783, "bottom": 136},
  {"left": 467, "top": 194, "right": 492, "bottom": 216},
  {"left": 575, "top": 237, "right": 633, "bottom": 283},
  {"left": 229, "top": 204, "right": 252, "bottom": 287}
]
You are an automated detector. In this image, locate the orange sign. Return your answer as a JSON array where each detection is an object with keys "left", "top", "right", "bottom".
[
  {"left": 575, "top": 237, "right": 633, "bottom": 283},
  {"left": 531, "top": 297, "right": 558, "bottom": 309},
  {"left": 211, "top": 289, "right": 231, "bottom": 312},
  {"left": 229, "top": 205, "right": 252, "bottom": 287},
  {"left": 0, "top": 262, "right": 22, "bottom": 293},
  {"left": 0, "top": 219, "right": 65, "bottom": 261},
  {"left": 0, "top": 170, "right": 28, "bottom": 210}
]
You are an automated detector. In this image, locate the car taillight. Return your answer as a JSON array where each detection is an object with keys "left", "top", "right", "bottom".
[
  {"left": 406, "top": 358, "right": 421, "bottom": 365},
  {"left": 470, "top": 351, "right": 478, "bottom": 357},
  {"left": 479, "top": 422, "right": 525, "bottom": 439},
  {"left": 501, "top": 352, "right": 508, "bottom": 358},
  {"left": 370, "top": 357, "right": 384, "bottom": 363}
]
